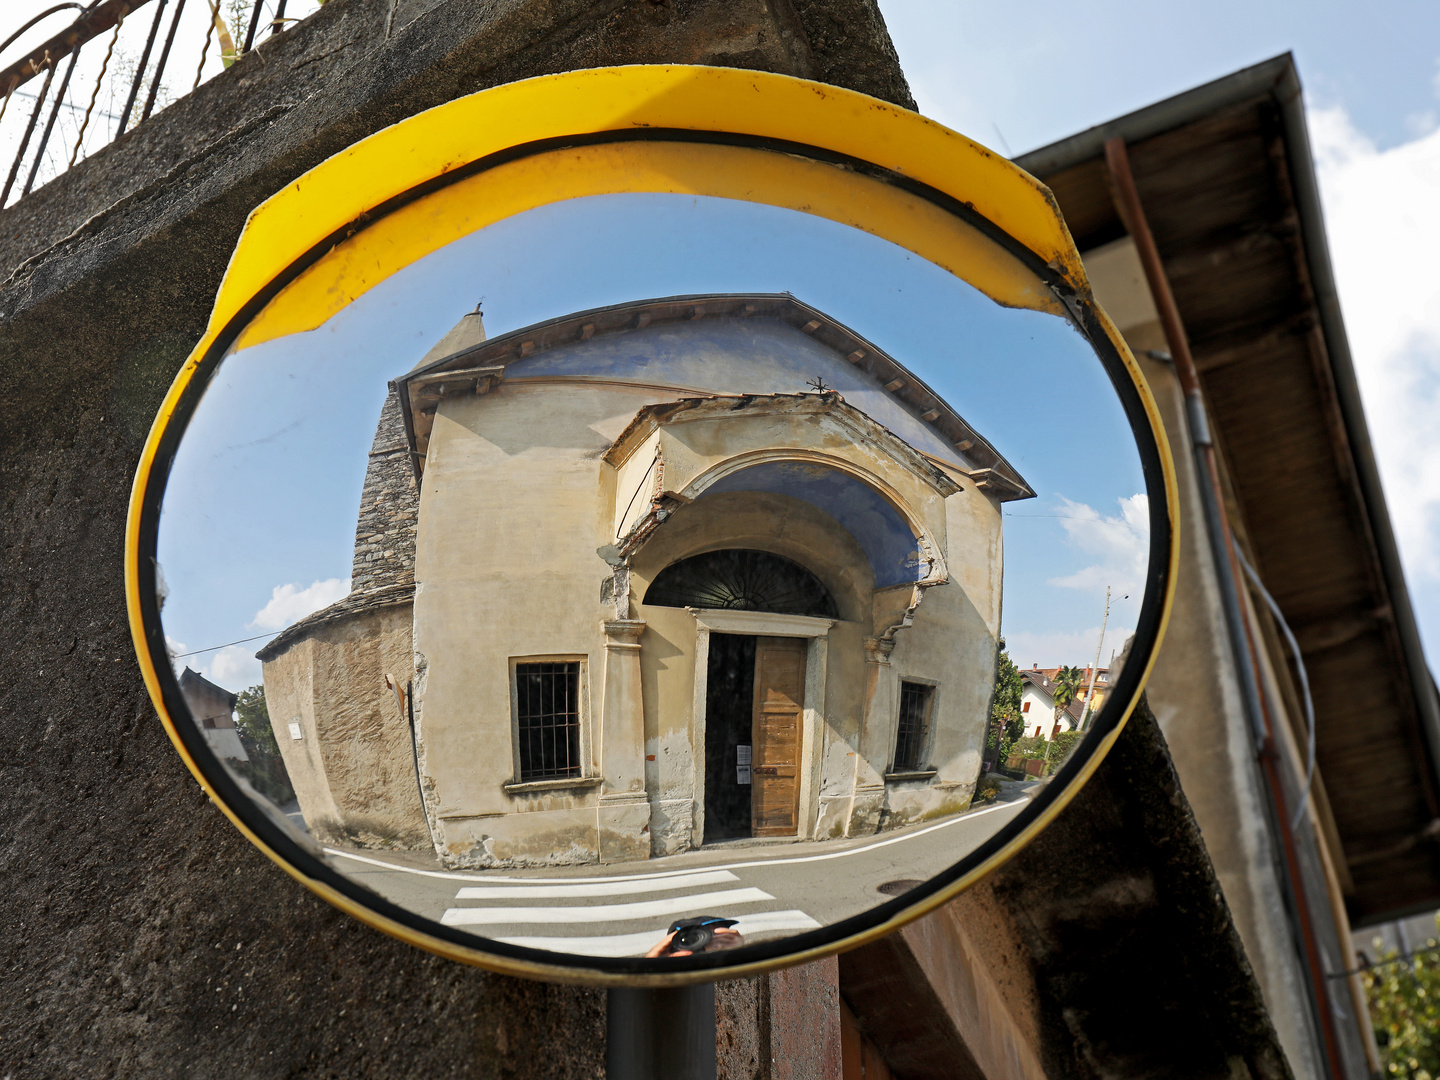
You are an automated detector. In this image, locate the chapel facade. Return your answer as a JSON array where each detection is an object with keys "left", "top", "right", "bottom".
[{"left": 260, "top": 294, "right": 1031, "bottom": 868}]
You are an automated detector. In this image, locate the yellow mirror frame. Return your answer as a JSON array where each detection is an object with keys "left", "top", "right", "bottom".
[{"left": 126, "top": 65, "right": 1178, "bottom": 986}]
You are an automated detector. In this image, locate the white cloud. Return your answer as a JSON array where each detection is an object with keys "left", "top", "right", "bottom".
[
  {"left": 1004, "top": 625, "right": 1135, "bottom": 670},
  {"left": 1310, "top": 106, "right": 1440, "bottom": 586},
  {"left": 205, "top": 646, "right": 262, "bottom": 691},
  {"left": 248, "top": 578, "right": 350, "bottom": 631},
  {"left": 1046, "top": 494, "right": 1149, "bottom": 599}
]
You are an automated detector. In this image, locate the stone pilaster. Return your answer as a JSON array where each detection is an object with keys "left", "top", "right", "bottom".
[
  {"left": 849, "top": 637, "right": 897, "bottom": 835},
  {"left": 598, "top": 619, "right": 650, "bottom": 862}
]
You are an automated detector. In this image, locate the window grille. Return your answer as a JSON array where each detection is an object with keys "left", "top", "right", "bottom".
[
  {"left": 514, "top": 662, "right": 583, "bottom": 781},
  {"left": 893, "top": 681, "right": 933, "bottom": 772},
  {"left": 643, "top": 548, "right": 838, "bottom": 618}
]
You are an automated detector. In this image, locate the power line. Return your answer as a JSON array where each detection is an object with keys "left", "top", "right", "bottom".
[{"left": 169, "top": 630, "right": 278, "bottom": 658}]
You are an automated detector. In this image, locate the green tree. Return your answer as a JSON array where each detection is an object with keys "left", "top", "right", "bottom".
[
  {"left": 987, "top": 643, "right": 1025, "bottom": 767},
  {"left": 1046, "top": 731, "right": 1084, "bottom": 773},
  {"left": 1366, "top": 918, "right": 1440, "bottom": 1079},
  {"left": 1052, "top": 664, "right": 1084, "bottom": 721},
  {"left": 231, "top": 685, "right": 296, "bottom": 806}
]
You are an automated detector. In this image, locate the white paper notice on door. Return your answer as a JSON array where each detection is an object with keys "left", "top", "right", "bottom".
[
  {"left": 736, "top": 744, "right": 753, "bottom": 764},
  {"left": 737, "top": 764, "right": 752, "bottom": 785}
]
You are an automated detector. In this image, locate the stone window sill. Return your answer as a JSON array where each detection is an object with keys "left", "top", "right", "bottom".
[
  {"left": 885, "top": 769, "right": 938, "bottom": 782},
  {"left": 503, "top": 776, "right": 603, "bottom": 794}
]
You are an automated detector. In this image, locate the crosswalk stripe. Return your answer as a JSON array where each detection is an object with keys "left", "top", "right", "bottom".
[
  {"left": 439, "top": 886, "right": 774, "bottom": 926},
  {"left": 496, "top": 910, "right": 825, "bottom": 957},
  {"left": 454, "top": 869, "right": 738, "bottom": 900}
]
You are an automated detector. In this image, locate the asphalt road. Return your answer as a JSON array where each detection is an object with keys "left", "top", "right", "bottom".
[{"left": 321, "top": 786, "right": 1039, "bottom": 958}]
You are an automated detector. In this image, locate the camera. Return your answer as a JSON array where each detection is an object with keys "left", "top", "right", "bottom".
[{"left": 667, "top": 916, "right": 739, "bottom": 953}]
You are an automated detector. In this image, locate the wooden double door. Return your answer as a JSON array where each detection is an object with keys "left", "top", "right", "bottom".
[{"left": 703, "top": 634, "right": 806, "bottom": 842}]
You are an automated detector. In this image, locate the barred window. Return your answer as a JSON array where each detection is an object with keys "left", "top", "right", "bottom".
[
  {"left": 892, "top": 681, "right": 934, "bottom": 772},
  {"left": 514, "top": 661, "right": 583, "bottom": 781}
]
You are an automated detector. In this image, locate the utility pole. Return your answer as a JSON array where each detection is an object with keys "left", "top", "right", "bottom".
[{"left": 1079, "top": 586, "right": 1112, "bottom": 730}]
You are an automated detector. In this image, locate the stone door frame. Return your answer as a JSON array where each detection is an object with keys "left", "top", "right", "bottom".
[{"left": 687, "top": 608, "right": 835, "bottom": 849}]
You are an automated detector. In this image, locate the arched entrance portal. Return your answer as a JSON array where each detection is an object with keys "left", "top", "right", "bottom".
[{"left": 645, "top": 550, "right": 837, "bottom": 842}]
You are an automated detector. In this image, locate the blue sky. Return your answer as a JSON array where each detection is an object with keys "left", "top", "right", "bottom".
[
  {"left": 877, "top": 0, "right": 1440, "bottom": 154},
  {"left": 878, "top": 0, "right": 1440, "bottom": 675},
  {"left": 119, "top": 0, "right": 1440, "bottom": 685},
  {"left": 159, "top": 195, "right": 1149, "bottom": 686}
]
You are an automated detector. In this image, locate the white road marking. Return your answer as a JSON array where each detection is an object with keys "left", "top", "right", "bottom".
[
  {"left": 323, "top": 796, "right": 1031, "bottom": 884},
  {"left": 439, "top": 886, "right": 775, "bottom": 926},
  {"left": 454, "top": 869, "right": 739, "bottom": 900},
  {"left": 496, "top": 910, "right": 824, "bottom": 957}
]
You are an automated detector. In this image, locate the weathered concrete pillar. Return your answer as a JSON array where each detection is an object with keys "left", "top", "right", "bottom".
[
  {"left": 848, "top": 636, "right": 895, "bottom": 835},
  {"left": 599, "top": 617, "right": 649, "bottom": 861}
]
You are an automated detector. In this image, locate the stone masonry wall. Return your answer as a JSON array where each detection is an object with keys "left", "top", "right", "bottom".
[{"left": 352, "top": 391, "right": 419, "bottom": 593}]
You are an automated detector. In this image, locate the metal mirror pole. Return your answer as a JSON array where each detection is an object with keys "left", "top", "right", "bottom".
[{"left": 606, "top": 984, "right": 717, "bottom": 1080}]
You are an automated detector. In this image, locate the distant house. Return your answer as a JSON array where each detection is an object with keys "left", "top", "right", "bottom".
[
  {"left": 178, "top": 667, "right": 249, "bottom": 763},
  {"left": 1018, "top": 669, "right": 1084, "bottom": 739},
  {"left": 1025, "top": 665, "right": 1111, "bottom": 731}
]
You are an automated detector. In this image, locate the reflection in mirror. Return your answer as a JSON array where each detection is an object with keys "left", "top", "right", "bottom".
[{"left": 158, "top": 193, "right": 1149, "bottom": 959}]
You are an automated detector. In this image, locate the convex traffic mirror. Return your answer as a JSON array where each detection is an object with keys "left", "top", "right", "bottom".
[{"left": 128, "top": 66, "right": 1177, "bottom": 984}]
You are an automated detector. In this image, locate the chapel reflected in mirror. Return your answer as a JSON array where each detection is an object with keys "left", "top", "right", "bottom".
[{"left": 159, "top": 194, "right": 1146, "bottom": 957}]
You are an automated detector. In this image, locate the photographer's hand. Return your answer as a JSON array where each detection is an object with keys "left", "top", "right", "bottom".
[{"left": 646, "top": 931, "right": 688, "bottom": 958}]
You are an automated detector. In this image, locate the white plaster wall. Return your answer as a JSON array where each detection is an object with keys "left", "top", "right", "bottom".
[
  {"left": 413, "top": 381, "right": 656, "bottom": 866},
  {"left": 411, "top": 376, "right": 1007, "bottom": 864}
]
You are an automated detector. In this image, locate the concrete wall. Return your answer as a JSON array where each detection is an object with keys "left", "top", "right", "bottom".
[
  {"left": 0, "top": 0, "right": 922, "bottom": 1069},
  {"left": 0, "top": 0, "right": 1307, "bottom": 1069}
]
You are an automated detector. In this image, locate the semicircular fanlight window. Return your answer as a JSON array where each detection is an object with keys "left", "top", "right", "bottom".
[{"left": 643, "top": 549, "right": 839, "bottom": 618}]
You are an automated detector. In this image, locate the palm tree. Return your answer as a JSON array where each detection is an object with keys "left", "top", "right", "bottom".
[{"left": 1052, "top": 665, "right": 1084, "bottom": 723}]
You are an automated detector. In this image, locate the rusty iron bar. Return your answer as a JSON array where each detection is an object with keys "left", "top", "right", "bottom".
[
  {"left": 0, "top": 3, "right": 86, "bottom": 55},
  {"left": 0, "top": 0, "right": 144, "bottom": 99},
  {"left": 241, "top": 0, "right": 265, "bottom": 53},
  {"left": 115, "top": 0, "right": 167, "bottom": 136},
  {"left": 0, "top": 77, "right": 15, "bottom": 131},
  {"left": 22, "top": 32, "right": 86, "bottom": 197},
  {"left": 191, "top": 0, "right": 216, "bottom": 91},
  {"left": 139, "top": 0, "right": 186, "bottom": 124},
  {"left": 69, "top": 7, "right": 124, "bottom": 165},
  {"left": 1, "top": 53, "right": 56, "bottom": 207}
]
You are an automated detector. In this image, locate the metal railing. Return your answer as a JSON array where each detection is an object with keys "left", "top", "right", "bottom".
[{"left": 0, "top": 0, "right": 320, "bottom": 210}]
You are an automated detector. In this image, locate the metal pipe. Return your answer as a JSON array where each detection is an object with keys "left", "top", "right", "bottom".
[
  {"left": 1235, "top": 543, "right": 1318, "bottom": 829},
  {"left": 139, "top": 0, "right": 184, "bottom": 124},
  {"left": 22, "top": 35, "right": 83, "bottom": 196},
  {"left": 607, "top": 985, "right": 717, "bottom": 1080},
  {"left": 1105, "top": 134, "right": 1348, "bottom": 1080}
]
